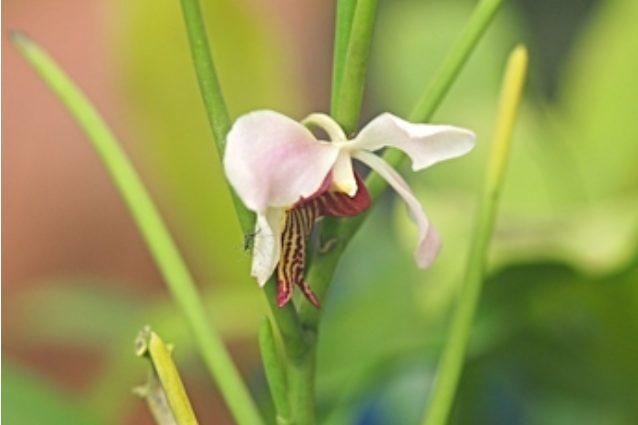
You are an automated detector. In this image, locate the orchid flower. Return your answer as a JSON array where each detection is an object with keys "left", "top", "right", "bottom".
[{"left": 224, "top": 110, "right": 476, "bottom": 308}]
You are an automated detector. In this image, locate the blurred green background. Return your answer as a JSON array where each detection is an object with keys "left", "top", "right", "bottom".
[{"left": 3, "top": 0, "right": 637, "bottom": 424}]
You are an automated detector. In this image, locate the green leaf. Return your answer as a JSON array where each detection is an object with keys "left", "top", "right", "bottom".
[
  {"left": 558, "top": 0, "right": 638, "bottom": 198},
  {"left": 422, "top": 46, "right": 528, "bottom": 425},
  {"left": 258, "top": 318, "right": 292, "bottom": 424},
  {"left": 135, "top": 327, "right": 200, "bottom": 425},
  {"left": 452, "top": 257, "right": 638, "bottom": 424},
  {"left": 11, "top": 32, "right": 263, "bottom": 425}
]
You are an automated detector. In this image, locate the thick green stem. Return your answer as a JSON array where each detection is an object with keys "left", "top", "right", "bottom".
[
  {"left": 263, "top": 281, "right": 309, "bottom": 360},
  {"left": 286, "top": 343, "right": 318, "bottom": 425},
  {"left": 331, "top": 0, "right": 357, "bottom": 116},
  {"left": 280, "top": 1, "right": 380, "bottom": 422},
  {"left": 422, "top": 45, "right": 528, "bottom": 425},
  {"left": 332, "top": 0, "right": 379, "bottom": 134},
  {"left": 330, "top": 0, "right": 357, "bottom": 116},
  {"left": 259, "top": 319, "right": 292, "bottom": 424},
  {"left": 11, "top": 32, "right": 264, "bottom": 425},
  {"left": 290, "top": 1, "right": 507, "bottom": 421}
]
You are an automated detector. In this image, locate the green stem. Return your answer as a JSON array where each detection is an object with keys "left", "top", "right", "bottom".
[
  {"left": 291, "top": 1, "right": 507, "bottom": 420},
  {"left": 293, "top": 3, "right": 510, "bottom": 420},
  {"left": 178, "top": 0, "right": 253, "bottom": 233},
  {"left": 11, "top": 32, "right": 264, "bottom": 425},
  {"left": 258, "top": 319, "right": 292, "bottom": 425},
  {"left": 364, "top": 0, "right": 506, "bottom": 214},
  {"left": 332, "top": 0, "right": 379, "bottom": 134},
  {"left": 281, "top": 2, "right": 381, "bottom": 422},
  {"left": 263, "top": 280, "right": 309, "bottom": 360},
  {"left": 286, "top": 348, "right": 318, "bottom": 425},
  {"left": 304, "top": 0, "right": 507, "bottom": 331},
  {"left": 178, "top": 0, "right": 307, "bottom": 367},
  {"left": 422, "top": 45, "right": 528, "bottom": 425},
  {"left": 410, "top": 0, "right": 506, "bottom": 123},
  {"left": 330, "top": 0, "right": 357, "bottom": 116},
  {"left": 354, "top": 0, "right": 505, "bottom": 217},
  {"left": 178, "top": 0, "right": 229, "bottom": 147}
]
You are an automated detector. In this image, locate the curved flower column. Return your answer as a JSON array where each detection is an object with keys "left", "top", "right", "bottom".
[{"left": 224, "top": 110, "right": 476, "bottom": 307}]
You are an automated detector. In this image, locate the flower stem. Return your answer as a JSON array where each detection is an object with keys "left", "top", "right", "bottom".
[
  {"left": 309, "top": 0, "right": 508, "bottom": 320},
  {"left": 178, "top": 0, "right": 308, "bottom": 374},
  {"left": 258, "top": 319, "right": 292, "bottom": 424},
  {"left": 286, "top": 345, "right": 318, "bottom": 425},
  {"left": 263, "top": 280, "right": 309, "bottom": 360},
  {"left": 365, "top": 0, "right": 506, "bottom": 211},
  {"left": 178, "top": 0, "right": 229, "bottom": 148},
  {"left": 332, "top": 0, "right": 379, "bottom": 134},
  {"left": 421, "top": 45, "right": 528, "bottom": 425},
  {"left": 294, "top": 3, "right": 508, "bottom": 420},
  {"left": 11, "top": 32, "right": 265, "bottom": 425},
  {"left": 409, "top": 0, "right": 506, "bottom": 123},
  {"left": 273, "top": 2, "right": 381, "bottom": 422},
  {"left": 306, "top": 0, "right": 382, "bottom": 334},
  {"left": 178, "top": 0, "right": 252, "bottom": 233},
  {"left": 330, "top": 0, "right": 357, "bottom": 117}
]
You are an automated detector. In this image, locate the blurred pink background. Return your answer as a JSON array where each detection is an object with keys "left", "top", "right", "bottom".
[{"left": 3, "top": 0, "right": 332, "bottom": 423}]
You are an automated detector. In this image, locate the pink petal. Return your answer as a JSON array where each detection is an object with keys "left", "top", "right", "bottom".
[
  {"left": 353, "top": 151, "right": 441, "bottom": 268},
  {"left": 224, "top": 110, "right": 340, "bottom": 213},
  {"left": 350, "top": 113, "right": 476, "bottom": 171}
]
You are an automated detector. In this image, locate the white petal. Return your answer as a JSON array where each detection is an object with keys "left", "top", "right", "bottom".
[
  {"left": 224, "top": 110, "right": 340, "bottom": 213},
  {"left": 353, "top": 150, "right": 441, "bottom": 268},
  {"left": 251, "top": 209, "right": 285, "bottom": 286},
  {"left": 301, "top": 113, "right": 347, "bottom": 142},
  {"left": 349, "top": 113, "right": 476, "bottom": 171},
  {"left": 331, "top": 151, "right": 358, "bottom": 196}
]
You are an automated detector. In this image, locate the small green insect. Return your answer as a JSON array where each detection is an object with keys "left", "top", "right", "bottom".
[{"left": 243, "top": 229, "right": 261, "bottom": 252}]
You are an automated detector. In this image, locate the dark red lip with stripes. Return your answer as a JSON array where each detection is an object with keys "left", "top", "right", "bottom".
[{"left": 275, "top": 173, "right": 370, "bottom": 308}]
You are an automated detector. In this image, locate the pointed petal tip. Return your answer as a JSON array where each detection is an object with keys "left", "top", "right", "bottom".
[
  {"left": 352, "top": 113, "right": 477, "bottom": 171},
  {"left": 299, "top": 281, "right": 322, "bottom": 309},
  {"left": 414, "top": 226, "right": 442, "bottom": 269},
  {"left": 256, "top": 275, "right": 268, "bottom": 288},
  {"left": 354, "top": 150, "right": 443, "bottom": 270},
  {"left": 276, "top": 288, "right": 293, "bottom": 308}
]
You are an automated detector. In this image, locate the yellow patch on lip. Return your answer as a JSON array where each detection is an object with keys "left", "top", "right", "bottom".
[{"left": 332, "top": 183, "right": 357, "bottom": 197}]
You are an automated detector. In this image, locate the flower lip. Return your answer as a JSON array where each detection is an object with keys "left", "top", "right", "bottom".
[{"left": 274, "top": 172, "right": 371, "bottom": 308}]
